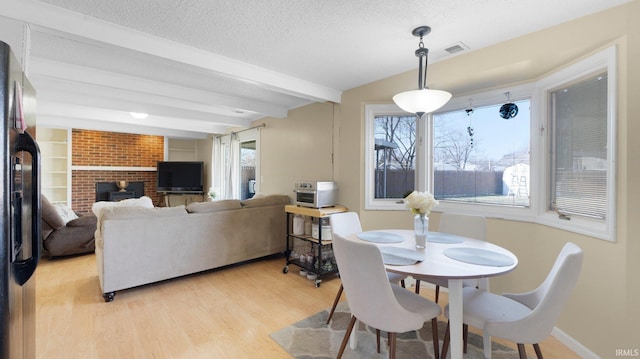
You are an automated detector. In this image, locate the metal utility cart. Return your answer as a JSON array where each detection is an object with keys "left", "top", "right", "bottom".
[{"left": 283, "top": 204, "right": 347, "bottom": 287}]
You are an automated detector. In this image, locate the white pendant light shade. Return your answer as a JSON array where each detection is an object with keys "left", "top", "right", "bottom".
[
  {"left": 393, "top": 88, "right": 452, "bottom": 116},
  {"left": 393, "top": 26, "right": 452, "bottom": 117}
]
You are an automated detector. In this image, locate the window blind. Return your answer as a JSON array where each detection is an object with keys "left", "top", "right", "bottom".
[{"left": 549, "top": 72, "right": 608, "bottom": 219}]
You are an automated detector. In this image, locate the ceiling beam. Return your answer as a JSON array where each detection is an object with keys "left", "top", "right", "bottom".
[
  {"left": 37, "top": 101, "right": 227, "bottom": 137},
  {"left": 2, "top": 0, "right": 343, "bottom": 104},
  {"left": 30, "top": 58, "right": 287, "bottom": 120}
]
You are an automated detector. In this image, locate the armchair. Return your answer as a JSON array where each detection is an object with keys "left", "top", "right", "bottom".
[{"left": 41, "top": 195, "right": 97, "bottom": 257}]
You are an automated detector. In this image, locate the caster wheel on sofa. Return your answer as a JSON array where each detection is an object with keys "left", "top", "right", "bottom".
[{"left": 103, "top": 292, "right": 115, "bottom": 302}]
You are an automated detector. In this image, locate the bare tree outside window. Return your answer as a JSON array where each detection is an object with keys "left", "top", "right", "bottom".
[
  {"left": 373, "top": 115, "right": 417, "bottom": 198},
  {"left": 433, "top": 121, "right": 475, "bottom": 171}
]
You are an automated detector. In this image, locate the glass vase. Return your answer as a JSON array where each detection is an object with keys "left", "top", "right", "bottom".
[{"left": 414, "top": 213, "right": 428, "bottom": 248}]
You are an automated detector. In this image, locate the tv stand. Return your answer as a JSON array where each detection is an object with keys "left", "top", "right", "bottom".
[{"left": 161, "top": 193, "right": 204, "bottom": 207}]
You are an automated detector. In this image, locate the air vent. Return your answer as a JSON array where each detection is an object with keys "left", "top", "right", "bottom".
[{"left": 444, "top": 41, "right": 470, "bottom": 55}]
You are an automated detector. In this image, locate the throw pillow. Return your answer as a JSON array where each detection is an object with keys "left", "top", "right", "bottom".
[{"left": 53, "top": 203, "right": 79, "bottom": 225}]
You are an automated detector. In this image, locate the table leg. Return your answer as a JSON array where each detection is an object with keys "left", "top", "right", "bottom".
[
  {"left": 349, "top": 318, "right": 358, "bottom": 349},
  {"left": 477, "top": 277, "right": 490, "bottom": 291},
  {"left": 477, "top": 278, "right": 493, "bottom": 358},
  {"left": 448, "top": 279, "right": 463, "bottom": 359}
]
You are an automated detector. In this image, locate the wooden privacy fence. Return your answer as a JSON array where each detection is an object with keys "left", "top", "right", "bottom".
[{"left": 375, "top": 169, "right": 505, "bottom": 198}]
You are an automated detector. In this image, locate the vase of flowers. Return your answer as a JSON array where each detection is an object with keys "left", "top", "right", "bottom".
[
  {"left": 208, "top": 187, "right": 217, "bottom": 201},
  {"left": 404, "top": 191, "right": 439, "bottom": 248}
]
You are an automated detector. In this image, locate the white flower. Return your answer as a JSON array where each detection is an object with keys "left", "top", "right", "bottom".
[
  {"left": 405, "top": 191, "right": 439, "bottom": 215},
  {"left": 208, "top": 187, "right": 217, "bottom": 199}
]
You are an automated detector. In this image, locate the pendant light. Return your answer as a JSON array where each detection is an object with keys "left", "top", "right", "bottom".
[{"left": 393, "top": 26, "right": 452, "bottom": 117}]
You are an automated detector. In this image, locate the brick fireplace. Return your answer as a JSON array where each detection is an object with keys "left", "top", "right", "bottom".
[{"left": 71, "top": 129, "right": 165, "bottom": 213}]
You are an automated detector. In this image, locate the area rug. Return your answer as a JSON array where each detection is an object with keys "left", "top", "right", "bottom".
[{"left": 270, "top": 302, "right": 519, "bottom": 359}]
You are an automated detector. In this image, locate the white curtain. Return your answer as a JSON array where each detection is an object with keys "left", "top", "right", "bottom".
[{"left": 213, "top": 129, "right": 260, "bottom": 200}]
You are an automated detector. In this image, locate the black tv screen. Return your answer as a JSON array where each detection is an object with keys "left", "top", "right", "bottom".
[{"left": 156, "top": 161, "right": 204, "bottom": 193}]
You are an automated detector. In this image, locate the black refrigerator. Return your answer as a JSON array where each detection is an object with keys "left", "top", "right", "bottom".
[{"left": 0, "top": 41, "right": 40, "bottom": 359}]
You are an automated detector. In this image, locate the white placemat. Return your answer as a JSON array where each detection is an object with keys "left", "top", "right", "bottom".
[
  {"left": 380, "top": 247, "right": 425, "bottom": 266},
  {"left": 357, "top": 231, "right": 404, "bottom": 243},
  {"left": 427, "top": 231, "right": 465, "bottom": 244},
  {"left": 443, "top": 247, "right": 515, "bottom": 267}
]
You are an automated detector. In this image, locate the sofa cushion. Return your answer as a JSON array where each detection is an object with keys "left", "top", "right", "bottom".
[
  {"left": 101, "top": 205, "right": 188, "bottom": 221},
  {"left": 186, "top": 200, "right": 242, "bottom": 213},
  {"left": 41, "top": 195, "right": 66, "bottom": 230},
  {"left": 92, "top": 196, "right": 154, "bottom": 217},
  {"left": 240, "top": 195, "right": 290, "bottom": 208},
  {"left": 67, "top": 214, "right": 98, "bottom": 227}
]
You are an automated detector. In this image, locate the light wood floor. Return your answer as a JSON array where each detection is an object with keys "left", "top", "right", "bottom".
[{"left": 35, "top": 254, "right": 580, "bottom": 358}]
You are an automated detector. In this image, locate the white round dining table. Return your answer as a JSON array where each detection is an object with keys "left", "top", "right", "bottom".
[{"left": 347, "top": 229, "right": 518, "bottom": 359}]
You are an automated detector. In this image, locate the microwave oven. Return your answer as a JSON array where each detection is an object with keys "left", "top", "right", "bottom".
[{"left": 293, "top": 181, "right": 338, "bottom": 208}]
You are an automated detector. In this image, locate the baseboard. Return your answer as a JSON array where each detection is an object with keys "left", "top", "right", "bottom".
[{"left": 551, "top": 327, "right": 600, "bottom": 359}]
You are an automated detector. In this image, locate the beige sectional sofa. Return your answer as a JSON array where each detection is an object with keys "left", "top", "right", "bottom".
[{"left": 95, "top": 195, "right": 289, "bottom": 301}]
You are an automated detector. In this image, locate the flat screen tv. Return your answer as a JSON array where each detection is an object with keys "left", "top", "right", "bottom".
[{"left": 156, "top": 161, "right": 204, "bottom": 193}]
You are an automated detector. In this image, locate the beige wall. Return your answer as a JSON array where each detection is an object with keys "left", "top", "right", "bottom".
[
  {"left": 256, "top": 2, "right": 639, "bottom": 357},
  {"left": 258, "top": 102, "right": 336, "bottom": 198}
]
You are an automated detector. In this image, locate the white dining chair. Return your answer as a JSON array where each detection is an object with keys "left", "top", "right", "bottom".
[
  {"left": 332, "top": 232, "right": 442, "bottom": 359},
  {"left": 419, "top": 212, "right": 486, "bottom": 302},
  {"left": 441, "top": 242, "right": 583, "bottom": 359},
  {"left": 326, "top": 212, "right": 408, "bottom": 323}
]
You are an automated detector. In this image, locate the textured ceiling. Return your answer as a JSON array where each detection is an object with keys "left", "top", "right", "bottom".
[{"left": 0, "top": 0, "right": 631, "bottom": 137}]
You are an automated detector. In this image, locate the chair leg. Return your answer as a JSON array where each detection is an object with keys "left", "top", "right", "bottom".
[
  {"left": 431, "top": 318, "right": 440, "bottom": 359},
  {"left": 435, "top": 285, "right": 440, "bottom": 302},
  {"left": 388, "top": 332, "right": 397, "bottom": 359},
  {"left": 517, "top": 343, "right": 527, "bottom": 359},
  {"left": 533, "top": 343, "right": 544, "bottom": 359},
  {"left": 326, "top": 284, "right": 344, "bottom": 324},
  {"left": 415, "top": 279, "right": 421, "bottom": 294},
  {"left": 441, "top": 321, "right": 450, "bottom": 359},
  {"left": 463, "top": 324, "right": 468, "bottom": 353},
  {"left": 400, "top": 279, "right": 406, "bottom": 288},
  {"left": 337, "top": 315, "right": 357, "bottom": 359},
  {"left": 376, "top": 329, "right": 381, "bottom": 353}
]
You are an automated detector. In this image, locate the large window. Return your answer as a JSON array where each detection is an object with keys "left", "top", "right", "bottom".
[
  {"left": 433, "top": 99, "right": 531, "bottom": 207},
  {"left": 365, "top": 104, "right": 425, "bottom": 210},
  {"left": 372, "top": 115, "right": 417, "bottom": 199},
  {"left": 537, "top": 46, "right": 616, "bottom": 240},
  {"left": 365, "top": 45, "right": 617, "bottom": 240},
  {"left": 549, "top": 73, "right": 608, "bottom": 219}
]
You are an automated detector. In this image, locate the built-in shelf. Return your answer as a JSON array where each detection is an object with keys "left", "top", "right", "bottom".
[
  {"left": 37, "top": 128, "right": 71, "bottom": 206},
  {"left": 167, "top": 138, "right": 198, "bottom": 161}
]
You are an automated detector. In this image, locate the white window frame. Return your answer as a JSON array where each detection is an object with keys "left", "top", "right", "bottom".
[
  {"left": 364, "top": 104, "right": 427, "bottom": 210},
  {"left": 535, "top": 45, "right": 617, "bottom": 241}
]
